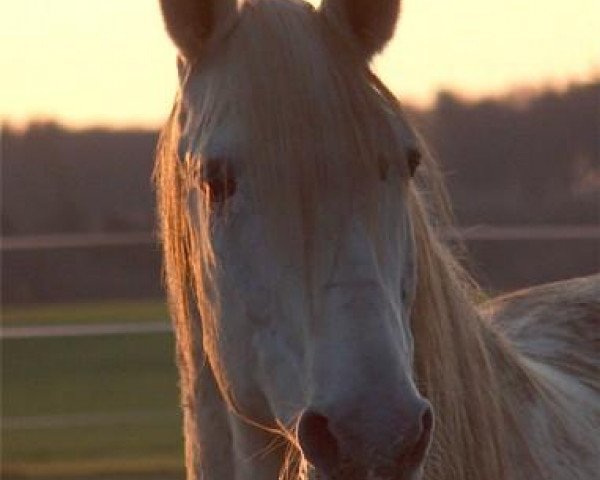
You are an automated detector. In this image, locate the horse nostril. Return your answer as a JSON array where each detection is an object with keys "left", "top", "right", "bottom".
[
  {"left": 420, "top": 404, "right": 434, "bottom": 439},
  {"left": 397, "top": 402, "right": 434, "bottom": 467},
  {"left": 298, "top": 410, "right": 340, "bottom": 473}
]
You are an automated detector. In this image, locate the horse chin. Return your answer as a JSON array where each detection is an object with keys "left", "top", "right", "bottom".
[
  {"left": 311, "top": 464, "right": 425, "bottom": 480},
  {"left": 313, "top": 473, "right": 422, "bottom": 480}
]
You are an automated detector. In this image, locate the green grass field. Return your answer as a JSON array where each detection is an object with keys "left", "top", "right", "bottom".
[
  {"left": 1, "top": 300, "right": 169, "bottom": 326},
  {"left": 2, "top": 301, "right": 184, "bottom": 479}
]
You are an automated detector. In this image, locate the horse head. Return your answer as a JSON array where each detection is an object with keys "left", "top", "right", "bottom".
[{"left": 159, "top": 1, "right": 432, "bottom": 478}]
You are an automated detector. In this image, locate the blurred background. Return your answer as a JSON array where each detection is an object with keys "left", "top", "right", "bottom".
[{"left": 1, "top": 1, "right": 599, "bottom": 479}]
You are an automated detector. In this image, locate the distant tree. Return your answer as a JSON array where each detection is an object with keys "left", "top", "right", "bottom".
[{"left": 414, "top": 81, "right": 599, "bottom": 225}]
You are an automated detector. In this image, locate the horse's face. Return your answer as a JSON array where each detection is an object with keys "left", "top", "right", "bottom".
[{"left": 162, "top": 0, "right": 433, "bottom": 478}]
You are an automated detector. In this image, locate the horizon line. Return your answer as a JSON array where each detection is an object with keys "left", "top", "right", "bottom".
[{"left": 2, "top": 76, "right": 598, "bottom": 133}]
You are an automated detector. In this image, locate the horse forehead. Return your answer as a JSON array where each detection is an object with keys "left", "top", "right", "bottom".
[
  {"left": 244, "top": 0, "right": 317, "bottom": 21},
  {"left": 187, "top": 120, "right": 242, "bottom": 161}
]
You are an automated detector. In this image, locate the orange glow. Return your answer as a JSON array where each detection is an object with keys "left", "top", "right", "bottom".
[{"left": 1, "top": 0, "right": 598, "bottom": 128}]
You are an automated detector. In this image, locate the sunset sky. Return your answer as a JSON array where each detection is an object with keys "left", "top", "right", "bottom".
[{"left": 2, "top": 0, "right": 598, "bottom": 128}]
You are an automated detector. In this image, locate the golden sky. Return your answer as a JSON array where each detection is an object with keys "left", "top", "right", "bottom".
[{"left": 1, "top": 0, "right": 598, "bottom": 128}]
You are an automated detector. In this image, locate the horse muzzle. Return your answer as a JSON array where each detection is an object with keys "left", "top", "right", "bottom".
[{"left": 299, "top": 399, "right": 434, "bottom": 480}]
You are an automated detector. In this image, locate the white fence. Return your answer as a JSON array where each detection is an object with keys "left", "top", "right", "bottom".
[{"left": 2, "top": 226, "right": 600, "bottom": 251}]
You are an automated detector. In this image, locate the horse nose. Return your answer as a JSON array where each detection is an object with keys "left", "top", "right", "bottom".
[
  {"left": 297, "top": 411, "right": 340, "bottom": 472},
  {"left": 298, "top": 400, "right": 434, "bottom": 474}
]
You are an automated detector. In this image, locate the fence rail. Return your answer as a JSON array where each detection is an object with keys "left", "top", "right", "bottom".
[
  {"left": 448, "top": 225, "right": 600, "bottom": 241},
  {"left": 1, "top": 232, "right": 157, "bottom": 251},
  {"left": 0, "top": 321, "right": 171, "bottom": 340},
  {"left": 2, "top": 226, "right": 600, "bottom": 251}
]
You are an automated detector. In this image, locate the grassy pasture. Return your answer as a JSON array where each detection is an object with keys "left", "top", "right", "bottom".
[
  {"left": 1, "top": 301, "right": 184, "bottom": 479},
  {"left": 1, "top": 300, "right": 169, "bottom": 326}
]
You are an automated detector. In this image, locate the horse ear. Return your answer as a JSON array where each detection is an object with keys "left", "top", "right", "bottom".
[
  {"left": 320, "top": 0, "right": 401, "bottom": 58},
  {"left": 159, "top": 0, "right": 237, "bottom": 61}
]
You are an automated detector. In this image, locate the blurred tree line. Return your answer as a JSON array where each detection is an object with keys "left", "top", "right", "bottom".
[
  {"left": 2, "top": 81, "right": 598, "bottom": 236},
  {"left": 1, "top": 81, "right": 598, "bottom": 302},
  {"left": 410, "top": 80, "right": 599, "bottom": 226},
  {"left": 2, "top": 128, "right": 157, "bottom": 236}
]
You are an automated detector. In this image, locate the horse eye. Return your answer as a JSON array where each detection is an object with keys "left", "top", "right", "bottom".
[
  {"left": 407, "top": 147, "right": 421, "bottom": 178},
  {"left": 200, "top": 160, "right": 237, "bottom": 204}
]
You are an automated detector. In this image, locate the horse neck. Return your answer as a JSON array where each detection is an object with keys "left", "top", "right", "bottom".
[
  {"left": 411, "top": 228, "right": 529, "bottom": 479},
  {"left": 410, "top": 225, "right": 599, "bottom": 479}
]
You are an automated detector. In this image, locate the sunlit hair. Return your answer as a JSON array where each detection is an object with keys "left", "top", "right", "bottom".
[{"left": 155, "top": 1, "right": 596, "bottom": 479}]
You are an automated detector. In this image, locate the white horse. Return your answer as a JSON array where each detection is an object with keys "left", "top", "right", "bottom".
[{"left": 154, "top": 1, "right": 600, "bottom": 479}]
